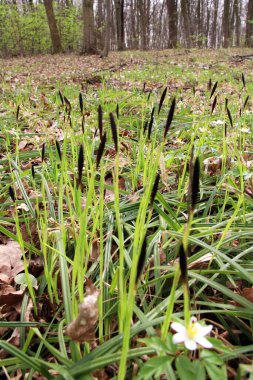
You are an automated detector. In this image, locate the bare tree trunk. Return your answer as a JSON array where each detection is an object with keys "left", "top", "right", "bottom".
[
  {"left": 211, "top": 0, "right": 219, "bottom": 48},
  {"left": 82, "top": 0, "right": 96, "bottom": 54},
  {"left": 96, "top": 0, "right": 104, "bottom": 50},
  {"left": 234, "top": 0, "right": 241, "bottom": 46},
  {"left": 129, "top": 0, "right": 138, "bottom": 48},
  {"left": 222, "top": 0, "right": 230, "bottom": 48},
  {"left": 181, "top": 0, "right": 191, "bottom": 47},
  {"left": 114, "top": 0, "right": 125, "bottom": 50},
  {"left": 101, "top": 0, "right": 111, "bottom": 57},
  {"left": 139, "top": 0, "right": 148, "bottom": 50},
  {"left": 245, "top": 0, "right": 253, "bottom": 47},
  {"left": 44, "top": 0, "right": 62, "bottom": 53},
  {"left": 166, "top": 0, "right": 177, "bottom": 48}
]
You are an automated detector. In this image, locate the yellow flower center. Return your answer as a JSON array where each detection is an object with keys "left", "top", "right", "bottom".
[{"left": 187, "top": 323, "right": 198, "bottom": 339}]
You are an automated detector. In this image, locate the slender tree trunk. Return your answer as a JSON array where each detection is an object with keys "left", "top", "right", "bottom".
[
  {"left": 101, "top": 0, "right": 110, "bottom": 57},
  {"left": 234, "top": 0, "right": 241, "bottom": 46},
  {"left": 245, "top": 0, "right": 253, "bottom": 47},
  {"left": 139, "top": 0, "right": 148, "bottom": 50},
  {"left": 114, "top": 0, "right": 125, "bottom": 50},
  {"left": 211, "top": 0, "right": 218, "bottom": 47},
  {"left": 166, "top": 0, "right": 177, "bottom": 48},
  {"left": 44, "top": 0, "right": 62, "bottom": 53},
  {"left": 96, "top": 0, "right": 104, "bottom": 50},
  {"left": 181, "top": 0, "right": 191, "bottom": 47},
  {"left": 222, "top": 0, "right": 230, "bottom": 48},
  {"left": 197, "top": 0, "right": 203, "bottom": 47},
  {"left": 82, "top": 0, "right": 96, "bottom": 54}
]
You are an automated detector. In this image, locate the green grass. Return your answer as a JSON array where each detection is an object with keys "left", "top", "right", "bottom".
[{"left": 0, "top": 48, "right": 253, "bottom": 379}]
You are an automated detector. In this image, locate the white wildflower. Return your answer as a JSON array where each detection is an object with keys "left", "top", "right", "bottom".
[
  {"left": 210, "top": 120, "right": 223, "bottom": 126},
  {"left": 171, "top": 317, "right": 213, "bottom": 351},
  {"left": 240, "top": 126, "right": 250, "bottom": 133}
]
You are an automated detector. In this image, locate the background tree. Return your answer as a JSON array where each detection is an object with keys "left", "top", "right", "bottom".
[
  {"left": 181, "top": 0, "right": 191, "bottom": 48},
  {"left": 222, "top": 0, "right": 230, "bottom": 48},
  {"left": 43, "top": 0, "right": 62, "bottom": 53},
  {"left": 167, "top": 0, "right": 177, "bottom": 48},
  {"left": 114, "top": 0, "right": 125, "bottom": 50},
  {"left": 100, "top": 0, "right": 111, "bottom": 57},
  {"left": 82, "top": 0, "right": 96, "bottom": 54},
  {"left": 245, "top": 0, "right": 253, "bottom": 47}
]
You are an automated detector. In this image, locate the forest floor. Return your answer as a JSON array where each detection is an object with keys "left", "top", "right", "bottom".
[{"left": 0, "top": 48, "right": 253, "bottom": 379}]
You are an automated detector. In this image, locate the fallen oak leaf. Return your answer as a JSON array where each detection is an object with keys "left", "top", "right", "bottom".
[
  {"left": 0, "top": 240, "right": 24, "bottom": 282},
  {"left": 66, "top": 280, "right": 99, "bottom": 343}
]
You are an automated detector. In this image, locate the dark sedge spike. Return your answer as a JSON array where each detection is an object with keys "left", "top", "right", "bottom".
[
  {"left": 225, "top": 123, "right": 227, "bottom": 138},
  {"left": 41, "top": 143, "right": 46, "bottom": 162},
  {"left": 31, "top": 164, "right": 35, "bottom": 179},
  {"left": 142, "top": 82, "right": 146, "bottom": 93},
  {"left": 164, "top": 97, "right": 176, "bottom": 140},
  {"left": 193, "top": 86, "right": 196, "bottom": 96},
  {"left": 16, "top": 105, "right": 20, "bottom": 121},
  {"left": 58, "top": 91, "right": 64, "bottom": 105},
  {"left": 147, "top": 91, "right": 152, "bottom": 101},
  {"left": 82, "top": 114, "right": 85, "bottom": 133},
  {"left": 239, "top": 108, "right": 242, "bottom": 117},
  {"left": 179, "top": 243, "right": 188, "bottom": 284},
  {"left": 148, "top": 107, "right": 155, "bottom": 140},
  {"left": 210, "top": 81, "right": 218, "bottom": 99},
  {"left": 55, "top": 140, "right": 62, "bottom": 161},
  {"left": 78, "top": 144, "right": 84, "bottom": 187},
  {"left": 227, "top": 107, "right": 233, "bottom": 128},
  {"left": 94, "top": 127, "right": 98, "bottom": 138},
  {"left": 191, "top": 157, "right": 200, "bottom": 210},
  {"left": 242, "top": 73, "right": 246, "bottom": 88},
  {"left": 208, "top": 78, "right": 212, "bottom": 91},
  {"left": 225, "top": 98, "right": 228, "bottom": 111},
  {"left": 243, "top": 95, "right": 249, "bottom": 110},
  {"left": 9, "top": 186, "right": 15, "bottom": 202},
  {"left": 116, "top": 104, "right": 119, "bottom": 118},
  {"left": 96, "top": 133, "right": 107, "bottom": 169},
  {"left": 79, "top": 92, "right": 83, "bottom": 115},
  {"left": 64, "top": 96, "right": 72, "bottom": 112},
  {"left": 150, "top": 172, "right": 160, "bottom": 206},
  {"left": 98, "top": 105, "right": 103, "bottom": 140},
  {"left": 135, "top": 238, "right": 147, "bottom": 285},
  {"left": 109, "top": 112, "right": 118, "bottom": 152},
  {"left": 158, "top": 87, "right": 167, "bottom": 115},
  {"left": 211, "top": 95, "right": 217, "bottom": 114}
]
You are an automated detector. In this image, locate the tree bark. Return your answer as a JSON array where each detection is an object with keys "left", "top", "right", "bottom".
[
  {"left": 139, "top": 0, "right": 148, "bottom": 50},
  {"left": 100, "top": 0, "right": 110, "bottom": 57},
  {"left": 114, "top": 0, "right": 125, "bottom": 50},
  {"left": 234, "top": 0, "right": 241, "bottom": 46},
  {"left": 44, "top": 0, "right": 62, "bottom": 53},
  {"left": 96, "top": 0, "right": 104, "bottom": 50},
  {"left": 222, "top": 0, "right": 230, "bottom": 48},
  {"left": 166, "top": 0, "right": 177, "bottom": 48},
  {"left": 245, "top": 0, "right": 253, "bottom": 47},
  {"left": 82, "top": 0, "right": 96, "bottom": 54},
  {"left": 211, "top": 0, "right": 219, "bottom": 48},
  {"left": 181, "top": 0, "right": 191, "bottom": 48}
]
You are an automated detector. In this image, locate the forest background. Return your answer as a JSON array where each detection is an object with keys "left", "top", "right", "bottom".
[{"left": 1, "top": 0, "right": 253, "bottom": 57}]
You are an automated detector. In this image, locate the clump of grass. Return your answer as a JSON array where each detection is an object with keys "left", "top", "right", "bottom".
[{"left": 1, "top": 49, "right": 253, "bottom": 380}]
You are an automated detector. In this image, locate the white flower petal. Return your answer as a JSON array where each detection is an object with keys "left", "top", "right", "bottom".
[
  {"left": 173, "top": 332, "right": 186, "bottom": 344},
  {"left": 184, "top": 338, "right": 197, "bottom": 351},
  {"left": 197, "top": 324, "right": 213, "bottom": 337},
  {"left": 196, "top": 336, "right": 213, "bottom": 348},
  {"left": 171, "top": 322, "right": 186, "bottom": 334}
]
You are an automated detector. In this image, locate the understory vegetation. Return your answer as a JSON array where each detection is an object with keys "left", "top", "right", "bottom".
[{"left": 0, "top": 49, "right": 253, "bottom": 379}]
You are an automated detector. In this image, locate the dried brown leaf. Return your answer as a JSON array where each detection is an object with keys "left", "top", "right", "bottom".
[{"left": 66, "top": 280, "right": 99, "bottom": 343}]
